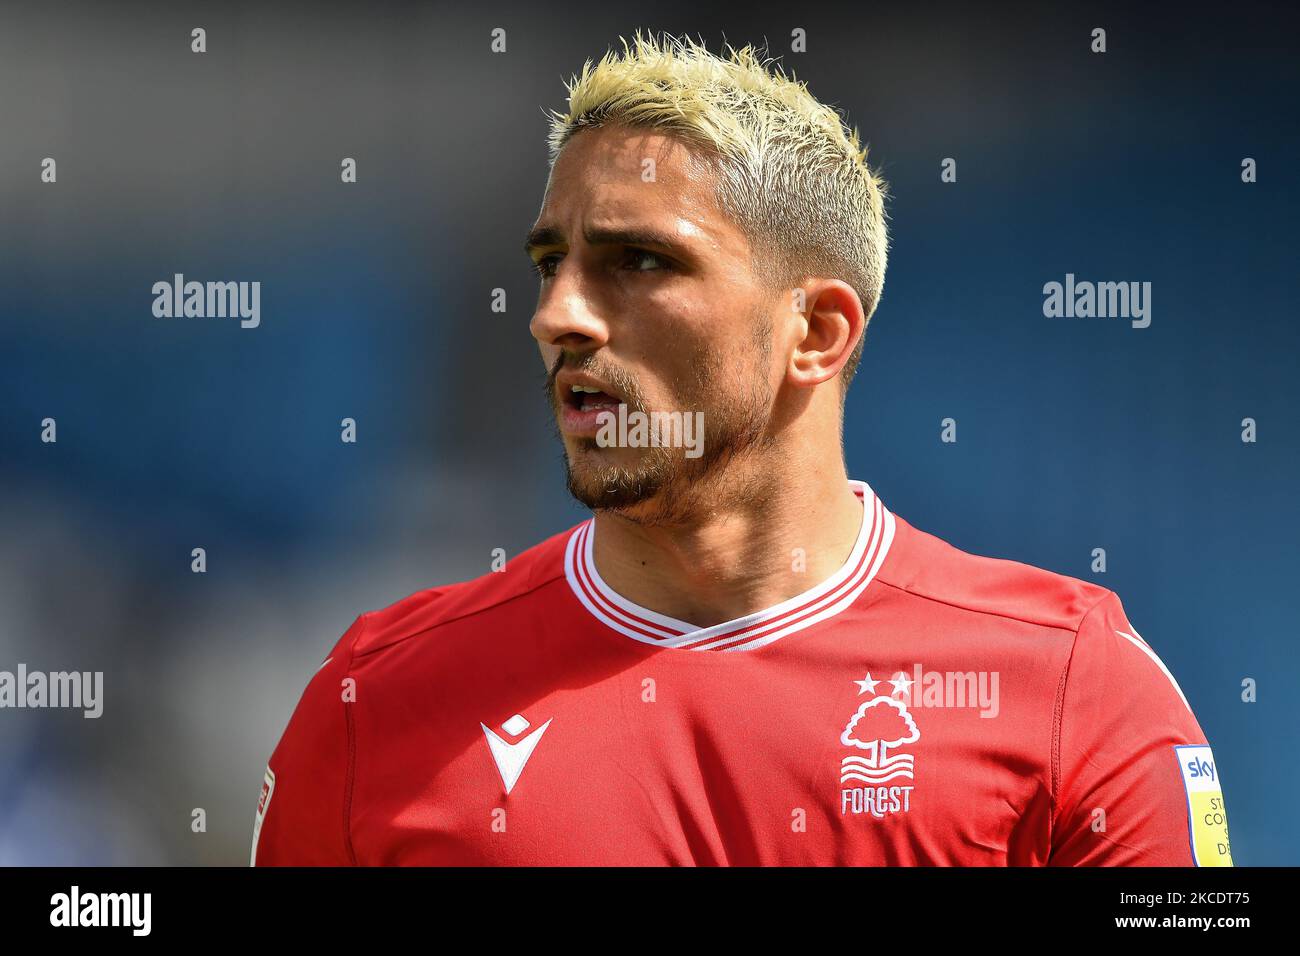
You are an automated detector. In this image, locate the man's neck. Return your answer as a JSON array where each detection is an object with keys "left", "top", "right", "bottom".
[{"left": 591, "top": 463, "right": 864, "bottom": 629}]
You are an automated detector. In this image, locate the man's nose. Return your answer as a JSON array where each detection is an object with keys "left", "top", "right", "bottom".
[{"left": 529, "top": 263, "right": 610, "bottom": 351}]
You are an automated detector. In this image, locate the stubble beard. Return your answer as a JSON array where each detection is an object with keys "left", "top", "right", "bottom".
[{"left": 548, "top": 319, "right": 775, "bottom": 527}]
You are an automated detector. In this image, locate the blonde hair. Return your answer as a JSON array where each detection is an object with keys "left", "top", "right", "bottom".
[{"left": 545, "top": 31, "right": 889, "bottom": 388}]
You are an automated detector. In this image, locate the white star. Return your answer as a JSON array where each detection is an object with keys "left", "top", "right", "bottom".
[
  {"left": 890, "top": 672, "right": 914, "bottom": 698},
  {"left": 855, "top": 672, "right": 880, "bottom": 695}
]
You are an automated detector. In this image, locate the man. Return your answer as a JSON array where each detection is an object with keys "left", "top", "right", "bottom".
[{"left": 252, "top": 34, "right": 1231, "bottom": 866}]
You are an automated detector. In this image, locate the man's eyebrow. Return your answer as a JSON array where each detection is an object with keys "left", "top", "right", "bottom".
[{"left": 524, "top": 224, "right": 692, "bottom": 257}]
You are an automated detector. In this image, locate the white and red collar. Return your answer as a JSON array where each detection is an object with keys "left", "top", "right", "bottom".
[{"left": 563, "top": 479, "right": 895, "bottom": 653}]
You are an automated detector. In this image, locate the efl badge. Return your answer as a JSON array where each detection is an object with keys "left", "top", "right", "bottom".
[
  {"left": 249, "top": 766, "right": 276, "bottom": 866},
  {"left": 1174, "top": 745, "right": 1232, "bottom": 866}
]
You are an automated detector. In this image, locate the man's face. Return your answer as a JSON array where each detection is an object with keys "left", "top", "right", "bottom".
[{"left": 527, "top": 125, "right": 780, "bottom": 522}]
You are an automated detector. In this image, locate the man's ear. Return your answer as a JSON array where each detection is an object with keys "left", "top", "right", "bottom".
[{"left": 786, "top": 279, "right": 865, "bottom": 388}]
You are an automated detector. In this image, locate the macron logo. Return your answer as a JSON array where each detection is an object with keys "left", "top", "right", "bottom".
[{"left": 480, "top": 713, "right": 552, "bottom": 795}]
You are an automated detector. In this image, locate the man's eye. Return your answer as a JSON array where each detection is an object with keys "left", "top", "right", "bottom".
[
  {"left": 532, "top": 254, "right": 561, "bottom": 279},
  {"left": 625, "top": 249, "right": 669, "bottom": 272}
]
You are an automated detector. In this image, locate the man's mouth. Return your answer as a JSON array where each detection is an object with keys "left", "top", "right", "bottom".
[
  {"left": 556, "top": 378, "right": 630, "bottom": 438},
  {"left": 565, "top": 384, "right": 622, "bottom": 414}
]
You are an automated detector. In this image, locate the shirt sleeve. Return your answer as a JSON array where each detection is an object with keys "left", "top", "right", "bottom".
[
  {"left": 1048, "top": 591, "right": 1233, "bottom": 866},
  {"left": 250, "top": 614, "right": 366, "bottom": 866}
]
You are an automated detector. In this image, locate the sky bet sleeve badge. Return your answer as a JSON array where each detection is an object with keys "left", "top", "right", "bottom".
[{"left": 1175, "top": 745, "right": 1233, "bottom": 866}]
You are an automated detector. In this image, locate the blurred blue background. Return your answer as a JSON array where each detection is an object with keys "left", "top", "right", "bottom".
[{"left": 0, "top": 0, "right": 1295, "bottom": 864}]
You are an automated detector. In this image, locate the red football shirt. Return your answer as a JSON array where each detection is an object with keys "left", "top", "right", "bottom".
[{"left": 251, "top": 481, "right": 1233, "bottom": 866}]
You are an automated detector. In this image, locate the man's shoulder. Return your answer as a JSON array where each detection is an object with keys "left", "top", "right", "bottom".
[
  {"left": 344, "top": 522, "right": 581, "bottom": 660},
  {"left": 879, "top": 512, "right": 1113, "bottom": 637}
]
